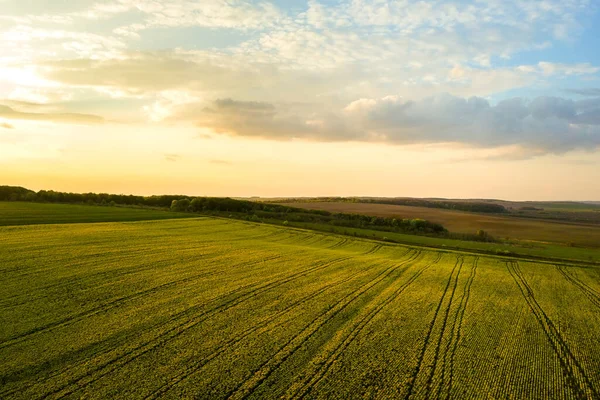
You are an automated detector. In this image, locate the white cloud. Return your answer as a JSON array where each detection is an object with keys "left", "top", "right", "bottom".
[
  {"left": 113, "top": 0, "right": 286, "bottom": 31},
  {"left": 0, "top": 0, "right": 598, "bottom": 157},
  {"left": 0, "top": 25, "right": 126, "bottom": 61},
  {"left": 143, "top": 90, "right": 200, "bottom": 122},
  {"left": 538, "top": 62, "right": 600, "bottom": 76}
]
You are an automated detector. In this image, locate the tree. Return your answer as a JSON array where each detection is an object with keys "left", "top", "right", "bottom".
[{"left": 171, "top": 199, "right": 190, "bottom": 212}]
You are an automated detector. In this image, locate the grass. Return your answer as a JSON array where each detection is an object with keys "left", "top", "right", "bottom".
[
  {"left": 1, "top": 217, "right": 600, "bottom": 399},
  {"left": 274, "top": 220, "right": 600, "bottom": 264},
  {"left": 1, "top": 202, "right": 598, "bottom": 264},
  {"left": 280, "top": 201, "right": 600, "bottom": 248},
  {"left": 0, "top": 202, "right": 193, "bottom": 226}
]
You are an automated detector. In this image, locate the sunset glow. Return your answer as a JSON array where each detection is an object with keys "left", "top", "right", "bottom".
[{"left": 1, "top": 0, "right": 599, "bottom": 199}]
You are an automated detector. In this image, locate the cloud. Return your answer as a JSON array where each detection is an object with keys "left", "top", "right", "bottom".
[
  {"left": 36, "top": 49, "right": 597, "bottom": 111},
  {"left": 196, "top": 98, "right": 320, "bottom": 139},
  {"left": 209, "top": 159, "right": 232, "bottom": 165},
  {"left": 567, "top": 88, "right": 600, "bottom": 96},
  {"left": 1, "top": 0, "right": 599, "bottom": 154},
  {"left": 180, "top": 98, "right": 358, "bottom": 142},
  {"left": 1, "top": 122, "right": 14, "bottom": 129},
  {"left": 341, "top": 94, "right": 600, "bottom": 152},
  {"left": 39, "top": 52, "right": 281, "bottom": 96},
  {"left": 538, "top": 62, "right": 599, "bottom": 76},
  {"left": 164, "top": 153, "right": 180, "bottom": 162},
  {"left": 0, "top": 25, "right": 126, "bottom": 59},
  {"left": 0, "top": 103, "right": 104, "bottom": 124},
  {"left": 130, "top": 0, "right": 284, "bottom": 30},
  {"left": 192, "top": 94, "right": 600, "bottom": 154},
  {"left": 445, "top": 145, "right": 549, "bottom": 163}
]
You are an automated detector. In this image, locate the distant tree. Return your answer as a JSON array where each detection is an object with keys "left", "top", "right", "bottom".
[
  {"left": 171, "top": 199, "right": 190, "bottom": 212},
  {"left": 476, "top": 229, "right": 494, "bottom": 242}
]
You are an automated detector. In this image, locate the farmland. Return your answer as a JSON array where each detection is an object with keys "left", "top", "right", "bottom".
[
  {"left": 0, "top": 202, "right": 193, "bottom": 226},
  {"left": 1, "top": 211, "right": 600, "bottom": 399},
  {"left": 279, "top": 201, "right": 600, "bottom": 248}
]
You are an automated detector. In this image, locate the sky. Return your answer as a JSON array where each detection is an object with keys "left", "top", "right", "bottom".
[{"left": 1, "top": 0, "right": 599, "bottom": 200}]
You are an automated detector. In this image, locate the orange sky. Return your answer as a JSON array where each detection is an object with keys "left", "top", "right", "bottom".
[{"left": 1, "top": 1, "right": 600, "bottom": 200}]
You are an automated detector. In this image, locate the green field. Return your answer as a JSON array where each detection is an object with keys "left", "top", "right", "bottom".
[
  {"left": 0, "top": 202, "right": 193, "bottom": 226},
  {"left": 1, "top": 212, "right": 600, "bottom": 399}
]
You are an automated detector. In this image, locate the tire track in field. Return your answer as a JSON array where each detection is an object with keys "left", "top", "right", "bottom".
[
  {"left": 39, "top": 255, "right": 357, "bottom": 400},
  {"left": 0, "top": 245, "right": 155, "bottom": 275},
  {"left": 0, "top": 254, "right": 284, "bottom": 351},
  {"left": 226, "top": 229, "right": 290, "bottom": 243},
  {"left": 225, "top": 250, "right": 423, "bottom": 400},
  {"left": 328, "top": 237, "right": 348, "bottom": 249},
  {"left": 555, "top": 265, "right": 600, "bottom": 309},
  {"left": 420, "top": 257, "right": 465, "bottom": 399},
  {"left": 364, "top": 243, "right": 383, "bottom": 255},
  {"left": 142, "top": 261, "right": 379, "bottom": 400},
  {"left": 286, "top": 232, "right": 318, "bottom": 244},
  {"left": 257, "top": 230, "right": 305, "bottom": 245},
  {"left": 1, "top": 229, "right": 252, "bottom": 282},
  {"left": 440, "top": 257, "right": 478, "bottom": 400},
  {"left": 0, "top": 253, "right": 293, "bottom": 398},
  {"left": 0, "top": 243, "right": 170, "bottom": 280},
  {"left": 300, "top": 234, "right": 331, "bottom": 247},
  {"left": 0, "top": 244, "right": 233, "bottom": 309},
  {"left": 404, "top": 256, "right": 463, "bottom": 400},
  {"left": 507, "top": 261, "right": 597, "bottom": 400},
  {"left": 289, "top": 253, "right": 443, "bottom": 400}
]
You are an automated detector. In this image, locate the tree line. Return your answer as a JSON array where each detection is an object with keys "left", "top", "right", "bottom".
[
  {"left": 170, "top": 197, "right": 448, "bottom": 236},
  {"left": 0, "top": 185, "right": 495, "bottom": 242},
  {"left": 0, "top": 186, "right": 182, "bottom": 208}
]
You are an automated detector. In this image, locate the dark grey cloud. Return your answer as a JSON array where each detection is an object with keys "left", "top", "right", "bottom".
[
  {"left": 193, "top": 94, "right": 600, "bottom": 154},
  {"left": 349, "top": 94, "right": 600, "bottom": 152}
]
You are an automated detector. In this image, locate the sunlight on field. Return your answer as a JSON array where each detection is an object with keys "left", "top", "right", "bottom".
[{"left": 1, "top": 218, "right": 599, "bottom": 399}]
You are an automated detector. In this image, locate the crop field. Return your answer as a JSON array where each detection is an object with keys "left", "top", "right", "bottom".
[
  {"left": 0, "top": 202, "right": 193, "bottom": 226},
  {"left": 280, "top": 201, "right": 600, "bottom": 248},
  {"left": 1, "top": 217, "right": 600, "bottom": 399}
]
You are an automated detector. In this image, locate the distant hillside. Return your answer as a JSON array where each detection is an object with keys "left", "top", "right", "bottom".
[
  {"left": 0, "top": 186, "right": 36, "bottom": 201},
  {"left": 270, "top": 197, "right": 508, "bottom": 213}
]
